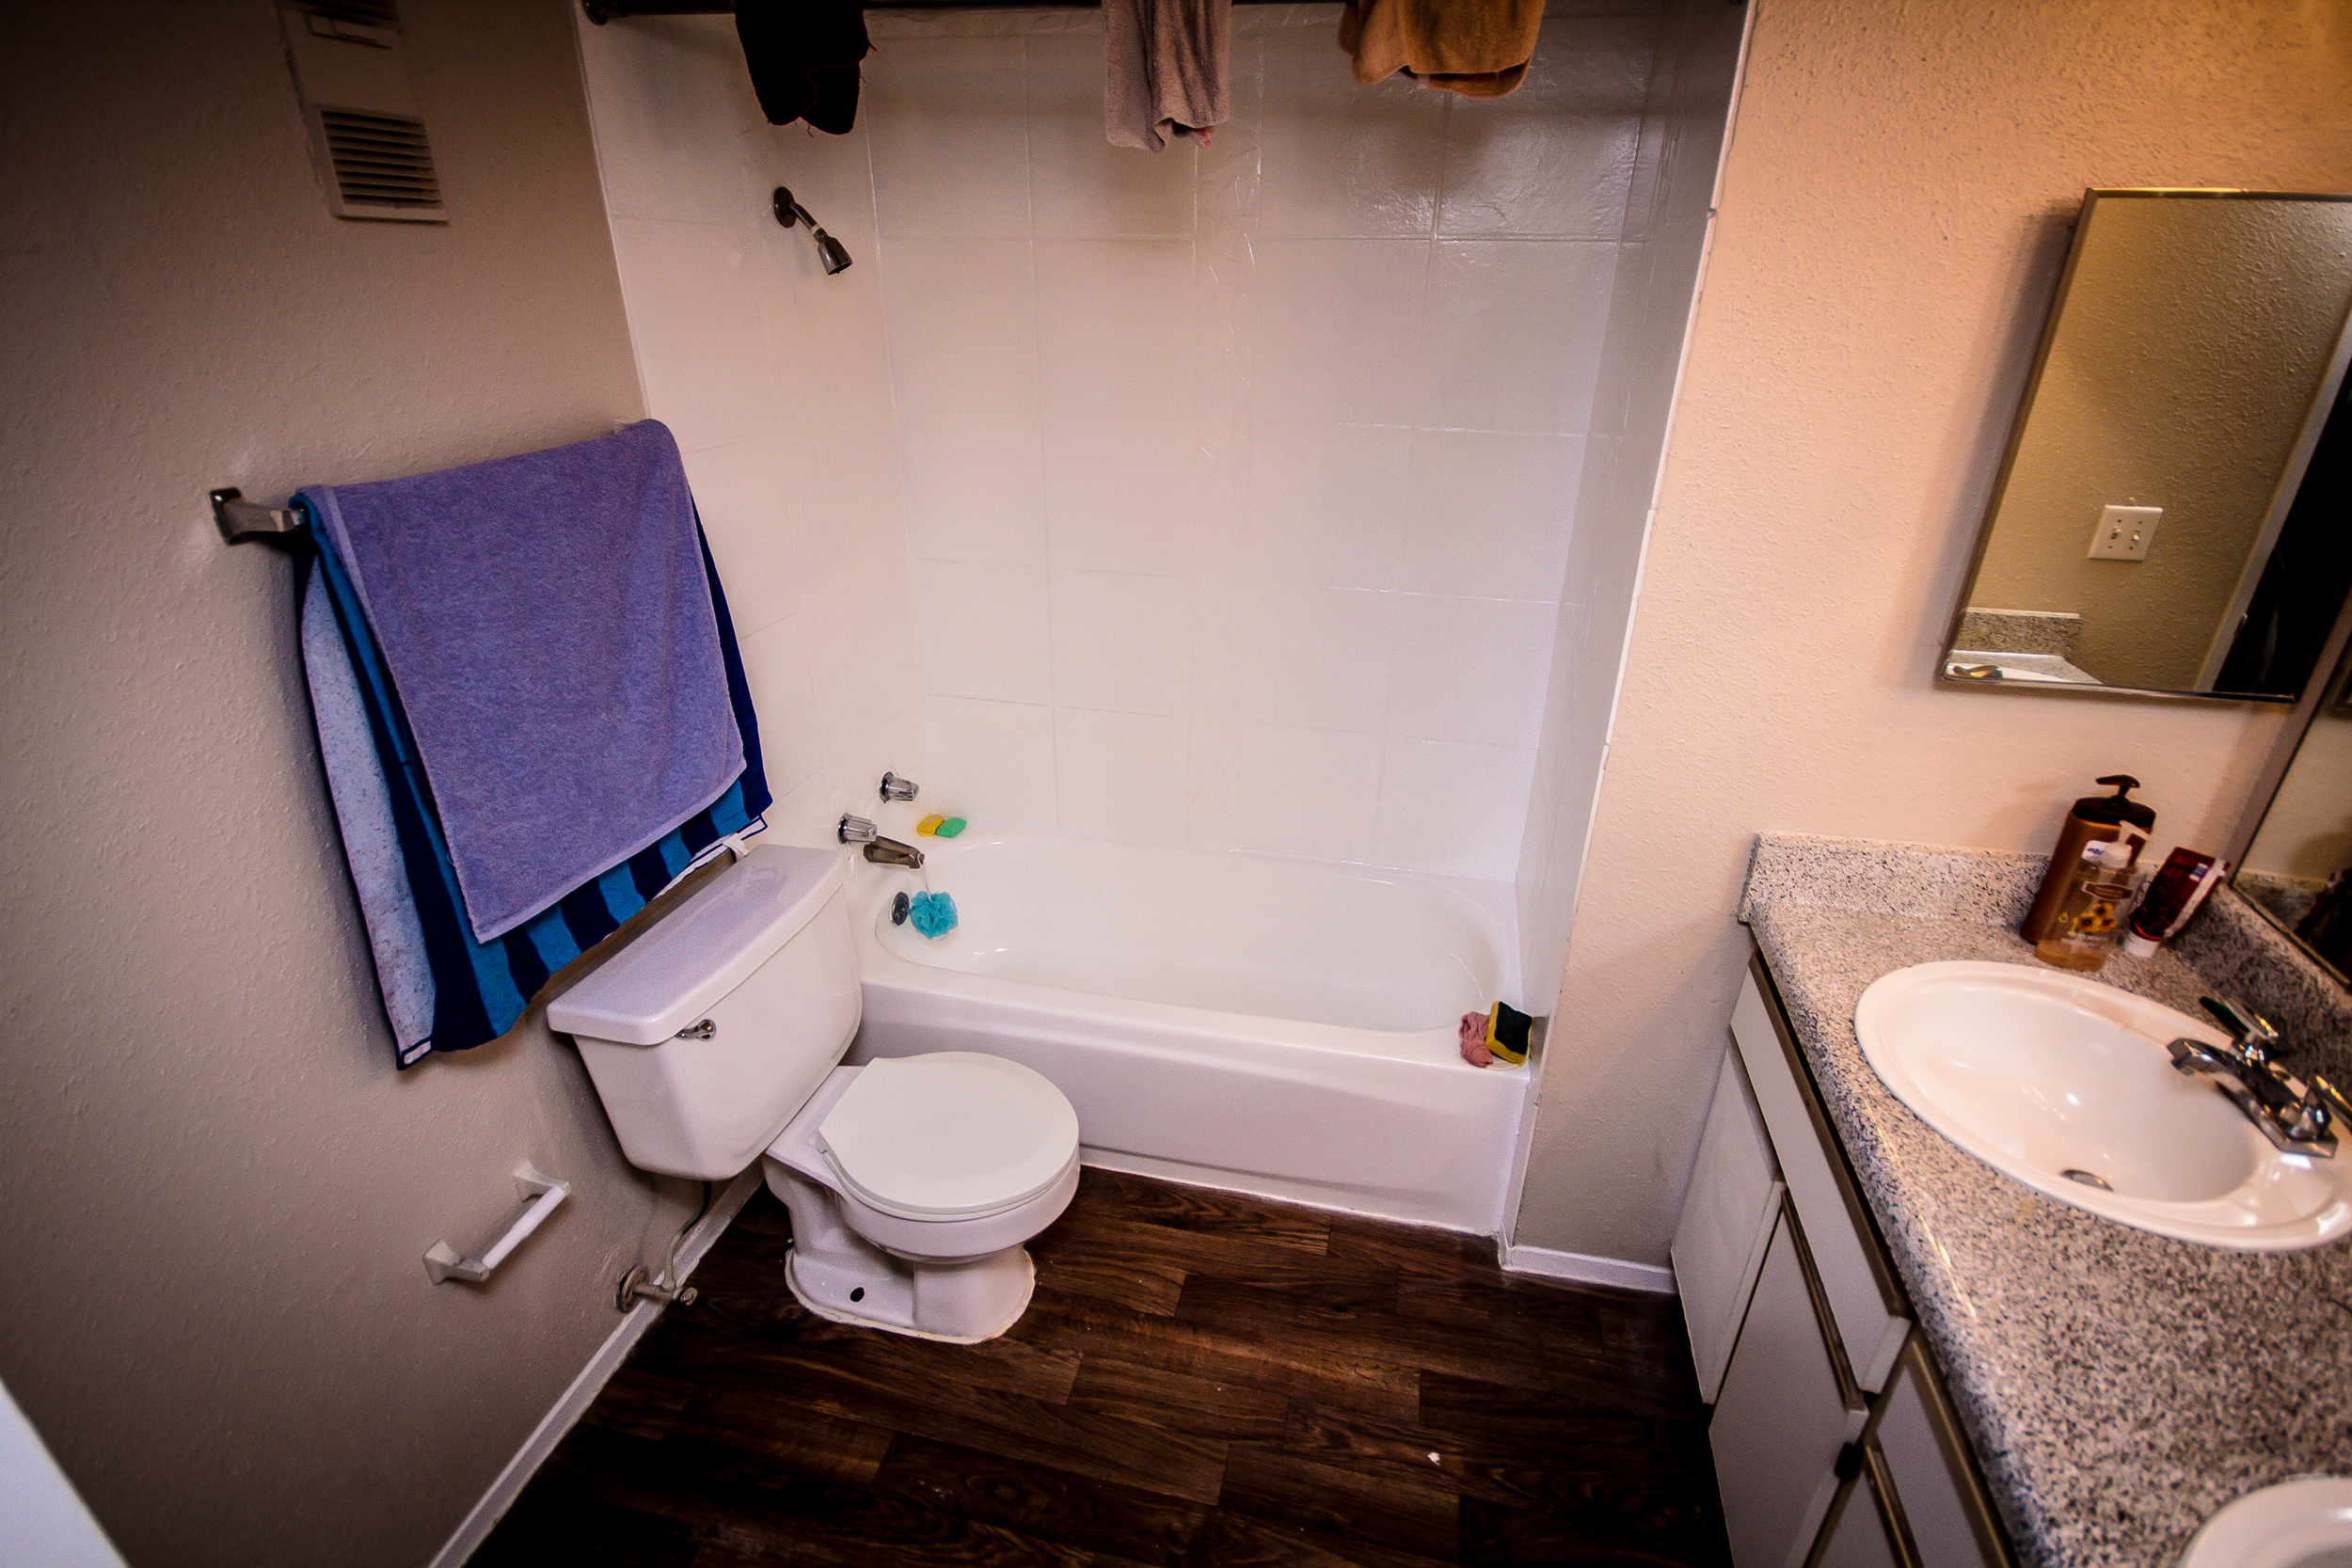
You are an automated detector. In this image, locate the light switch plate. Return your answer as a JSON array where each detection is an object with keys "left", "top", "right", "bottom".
[{"left": 2089, "top": 504, "right": 2162, "bottom": 561}]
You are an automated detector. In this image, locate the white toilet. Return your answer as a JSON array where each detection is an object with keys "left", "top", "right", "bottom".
[{"left": 547, "top": 845, "right": 1080, "bottom": 1343}]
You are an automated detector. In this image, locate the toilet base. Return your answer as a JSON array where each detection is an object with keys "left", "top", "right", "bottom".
[{"left": 784, "top": 1242, "right": 1036, "bottom": 1345}]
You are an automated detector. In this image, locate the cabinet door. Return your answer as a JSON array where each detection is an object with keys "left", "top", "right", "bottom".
[
  {"left": 1874, "top": 1346, "right": 2008, "bottom": 1568},
  {"left": 1710, "top": 1212, "right": 1869, "bottom": 1568},
  {"left": 1673, "top": 1051, "right": 1784, "bottom": 1402},
  {"left": 1811, "top": 1456, "right": 1906, "bottom": 1568}
]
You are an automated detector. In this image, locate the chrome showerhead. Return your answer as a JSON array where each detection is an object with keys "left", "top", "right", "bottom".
[{"left": 773, "top": 185, "right": 852, "bottom": 275}]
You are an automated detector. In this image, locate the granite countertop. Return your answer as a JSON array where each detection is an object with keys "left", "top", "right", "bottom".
[{"left": 1739, "top": 834, "right": 2352, "bottom": 1568}]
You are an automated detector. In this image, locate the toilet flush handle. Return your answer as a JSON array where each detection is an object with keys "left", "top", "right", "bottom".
[{"left": 675, "top": 1019, "right": 716, "bottom": 1041}]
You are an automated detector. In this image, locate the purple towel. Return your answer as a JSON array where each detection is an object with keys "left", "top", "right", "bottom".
[{"left": 302, "top": 420, "right": 742, "bottom": 942}]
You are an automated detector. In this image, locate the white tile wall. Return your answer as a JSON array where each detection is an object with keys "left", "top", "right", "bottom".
[
  {"left": 864, "top": 6, "right": 1657, "bottom": 884},
  {"left": 576, "top": 13, "right": 926, "bottom": 855},
  {"left": 1516, "top": 0, "right": 1741, "bottom": 990},
  {"left": 586, "top": 5, "right": 1662, "bottom": 888}
]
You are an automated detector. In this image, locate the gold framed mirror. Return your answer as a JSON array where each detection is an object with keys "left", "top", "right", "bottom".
[{"left": 1943, "top": 189, "right": 2352, "bottom": 700}]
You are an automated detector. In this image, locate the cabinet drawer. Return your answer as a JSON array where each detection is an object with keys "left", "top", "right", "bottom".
[{"left": 1731, "top": 960, "right": 1910, "bottom": 1392}]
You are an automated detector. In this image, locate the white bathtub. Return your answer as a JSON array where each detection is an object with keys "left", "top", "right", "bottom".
[{"left": 848, "top": 825, "right": 1531, "bottom": 1234}]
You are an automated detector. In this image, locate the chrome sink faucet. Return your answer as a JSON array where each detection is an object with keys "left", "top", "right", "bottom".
[{"left": 2168, "top": 995, "right": 2348, "bottom": 1157}]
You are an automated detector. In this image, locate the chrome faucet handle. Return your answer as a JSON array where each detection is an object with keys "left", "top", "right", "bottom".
[
  {"left": 838, "top": 813, "right": 879, "bottom": 845},
  {"left": 2201, "top": 995, "right": 2281, "bottom": 1063},
  {"left": 2282, "top": 1092, "right": 2331, "bottom": 1148},
  {"left": 880, "top": 771, "right": 919, "bottom": 803}
]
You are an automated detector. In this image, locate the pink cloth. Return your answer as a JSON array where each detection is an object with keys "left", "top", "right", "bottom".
[
  {"left": 1458, "top": 1010, "right": 1493, "bottom": 1068},
  {"left": 1104, "top": 0, "right": 1232, "bottom": 151}
]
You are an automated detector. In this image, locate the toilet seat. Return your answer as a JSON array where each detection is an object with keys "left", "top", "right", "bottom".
[{"left": 817, "top": 1053, "right": 1080, "bottom": 1222}]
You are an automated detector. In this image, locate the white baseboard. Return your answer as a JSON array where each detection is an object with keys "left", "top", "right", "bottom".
[
  {"left": 1502, "top": 1242, "right": 1677, "bottom": 1294},
  {"left": 425, "top": 1167, "right": 764, "bottom": 1568}
]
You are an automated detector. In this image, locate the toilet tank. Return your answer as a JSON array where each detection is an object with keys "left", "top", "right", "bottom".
[{"left": 548, "top": 846, "right": 861, "bottom": 1180}]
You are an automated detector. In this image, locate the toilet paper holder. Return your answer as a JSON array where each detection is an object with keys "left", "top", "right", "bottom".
[{"left": 423, "top": 1163, "right": 570, "bottom": 1285}]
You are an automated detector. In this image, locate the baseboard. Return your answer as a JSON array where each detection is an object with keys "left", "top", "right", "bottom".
[
  {"left": 425, "top": 1167, "right": 764, "bottom": 1568},
  {"left": 1501, "top": 1242, "right": 1677, "bottom": 1294}
]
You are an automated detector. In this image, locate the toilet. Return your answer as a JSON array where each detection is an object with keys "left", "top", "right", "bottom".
[{"left": 546, "top": 845, "right": 1079, "bottom": 1343}]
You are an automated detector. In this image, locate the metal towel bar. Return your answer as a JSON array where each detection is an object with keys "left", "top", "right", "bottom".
[
  {"left": 423, "top": 1163, "right": 571, "bottom": 1285},
  {"left": 210, "top": 487, "right": 305, "bottom": 545}
]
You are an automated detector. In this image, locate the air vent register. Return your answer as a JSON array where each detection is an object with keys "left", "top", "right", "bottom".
[{"left": 278, "top": 2, "right": 447, "bottom": 224}]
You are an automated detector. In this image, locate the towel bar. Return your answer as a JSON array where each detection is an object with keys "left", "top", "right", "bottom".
[
  {"left": 210, "top": 487, "right": 305, "bottom": 545},
  {"left": 423, "top": 1163, "right": 571, "bottom": 1285}
]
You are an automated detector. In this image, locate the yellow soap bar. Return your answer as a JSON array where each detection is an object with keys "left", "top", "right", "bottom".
[{"left": 916, "top": 814, "right": 946, "bottom": 836}]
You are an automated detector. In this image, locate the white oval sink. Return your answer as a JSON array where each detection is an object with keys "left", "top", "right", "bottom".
[
  {"left": 1853, "top": 962, "right": 2352, "bottom": 1250},
  {"left": 2181, "top": 1477, "right": 2352, "bottom": 1568}
]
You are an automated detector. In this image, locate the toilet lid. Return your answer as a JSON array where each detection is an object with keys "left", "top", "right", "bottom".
[{"left": 818, "top": 1053, "right": 1080, "bottom": 1221}]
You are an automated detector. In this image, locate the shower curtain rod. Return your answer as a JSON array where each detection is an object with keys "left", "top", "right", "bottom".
[{"left": 584, "top": 0, "right": 1296, "bottom": 19}]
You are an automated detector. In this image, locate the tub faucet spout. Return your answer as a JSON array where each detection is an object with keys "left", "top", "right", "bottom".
[
  {"left": 838, "top": 813, "right": 925, "bottom": 870},
  {"left": 864, "top": 836, "right": 925, "bottom": 870}
]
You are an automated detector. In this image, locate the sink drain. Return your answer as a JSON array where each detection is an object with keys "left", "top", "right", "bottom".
[{"left": 2062, "top": 1168, "right": 2113, "bottom": 1191}]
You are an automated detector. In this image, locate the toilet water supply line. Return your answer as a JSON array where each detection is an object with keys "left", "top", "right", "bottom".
[{"left": 617, "top": 1180, "right": 712, "bottom": 1311}]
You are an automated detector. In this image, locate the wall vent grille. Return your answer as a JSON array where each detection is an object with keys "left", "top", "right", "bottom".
[{"left": 319, "top": 108, "right": 444, "bottom": 219}]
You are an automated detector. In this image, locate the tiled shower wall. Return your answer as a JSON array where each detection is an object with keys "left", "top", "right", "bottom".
[
  {"left": 869, "top": 5, "right": 1657, "bottom": 880},
  {"left": 575, "top": 14, "right": 925, "bottom": 851}
]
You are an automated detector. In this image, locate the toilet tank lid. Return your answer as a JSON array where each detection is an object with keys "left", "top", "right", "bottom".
[{"left": 546, "top": 846, "right": 848, "bottom": 1046}]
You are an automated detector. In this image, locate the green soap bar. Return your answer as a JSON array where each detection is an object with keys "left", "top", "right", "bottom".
[{"left": 935, "top": 816, "right": 967, "bottom": 838}]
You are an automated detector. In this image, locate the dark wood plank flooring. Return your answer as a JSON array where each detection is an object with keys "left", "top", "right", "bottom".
[{"left": 475, "top": 1169, "right": 1729, "bottom": 1567}]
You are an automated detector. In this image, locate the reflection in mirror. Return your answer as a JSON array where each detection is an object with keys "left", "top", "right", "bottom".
[
  {"left": 1945, "top": 189, "right": 2352, "bottom": 700},
  {"left": 2238, "top": 631, "right": 2352, "bottom": 984}
]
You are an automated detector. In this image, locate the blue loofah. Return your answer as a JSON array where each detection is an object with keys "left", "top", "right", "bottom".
[{"left": 908, "top": 891, "right": 958, "bottom": 940}]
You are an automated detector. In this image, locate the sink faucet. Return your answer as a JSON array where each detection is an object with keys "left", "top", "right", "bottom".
[
  {"left": 837, "top": 813, "right": 923, "bottom": 870},
  {"left": 2167, "top": 995, "right": 2346, "bottom": 1156}
]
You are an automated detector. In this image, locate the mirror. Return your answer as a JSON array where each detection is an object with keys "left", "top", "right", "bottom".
[
  {"left": 1944, "top": 189, "right": 2352, "bottom": 700},
  {"left": 2233, "top": 611, "right": 2352, "bottom": 987}
]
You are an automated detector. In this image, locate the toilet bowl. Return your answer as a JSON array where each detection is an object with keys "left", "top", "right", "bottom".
[
  {"left": 545, "top": 845, "right": 1080, "bottom": 1343},
  {"left": 763, "top": 1053, "right": 1079, "bottom": 1341}
]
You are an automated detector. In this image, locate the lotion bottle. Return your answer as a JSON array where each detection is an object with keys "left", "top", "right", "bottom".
[
  {"left": 2034, "top": 838, "right": 2139, "bottom": 972},
  {"left": 2022, "top": 775, "right": 2155, "bottom": 943}
]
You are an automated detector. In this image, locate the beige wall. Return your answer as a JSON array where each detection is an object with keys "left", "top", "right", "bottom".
[
  {"left": 1968, "top": 196, "right": 2352, "bottom": 689},
  {"left": 1516, "top": 0, "right": 2348, "bottom": 1263},
  {"left": 0, "top": 4, "right": 684, "bottom": 1562}
]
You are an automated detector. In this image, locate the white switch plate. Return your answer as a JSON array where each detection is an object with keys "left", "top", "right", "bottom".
[{"left": 2089, "top": 504, "right": 2162, "bottom": 561}]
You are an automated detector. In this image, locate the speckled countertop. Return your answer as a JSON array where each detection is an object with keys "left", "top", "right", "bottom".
[{"left": 1739, "top": 834, "right": 2352, "bottom": 1568}]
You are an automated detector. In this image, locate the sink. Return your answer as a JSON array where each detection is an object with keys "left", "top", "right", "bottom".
[
  {"left": 2180, "top": 1477, "right": 2352, "bottom": 1568},
  {"left": 1852, "top": 961, "right": 2352, "bottom": 1250}
]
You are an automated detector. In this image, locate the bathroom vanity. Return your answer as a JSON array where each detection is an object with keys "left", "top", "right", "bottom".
[{"left": 1688, "top": 833, "right": 2352, "bottom": 1568}]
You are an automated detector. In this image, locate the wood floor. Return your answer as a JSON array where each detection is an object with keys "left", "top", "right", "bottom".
[{"left": 476, "top": 1168, "right": 1730, "bottom": 1567}]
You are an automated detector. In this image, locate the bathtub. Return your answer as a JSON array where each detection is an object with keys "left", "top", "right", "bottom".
[{"left": 848, "top": 825, "right": 1531, "bottom": 1234}]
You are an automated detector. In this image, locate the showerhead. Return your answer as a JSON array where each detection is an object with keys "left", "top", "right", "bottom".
[{"left": 773, "top": 185, "right": 853, "bottom": 276}]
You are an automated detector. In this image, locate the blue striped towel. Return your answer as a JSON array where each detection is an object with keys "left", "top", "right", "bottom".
[
  {"left": 300, "top": 508, "right": 771, "bottom": 1067},
  {"left": 302, "top": 421, "right": 743, "bottom": 942}
]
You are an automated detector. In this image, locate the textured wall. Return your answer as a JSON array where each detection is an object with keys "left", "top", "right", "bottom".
[
  {"left": 1514, "top": 0, "right": 1745, "bottom": 1080},
  {"left": 0, "top": 3, "right": 681, "bottom": 1562},
  {"left": 1968, "top": 196, "right": 2352, "bottom": 690},
  {"left": 1516, "top": 0, "right": 2348, "bottom": 1264}
]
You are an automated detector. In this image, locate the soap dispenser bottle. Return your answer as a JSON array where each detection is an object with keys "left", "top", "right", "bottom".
[
  {"left": 2033, "top": 837, "right": 2139, "bottom": 972},
  {"left": 2021, "top": 775, "right": 2155, "bottom": 943}
]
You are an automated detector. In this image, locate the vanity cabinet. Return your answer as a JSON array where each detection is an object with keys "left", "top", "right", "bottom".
[{"left": 1683, "top": 957, "right": 2014, "bottom": 1568}]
